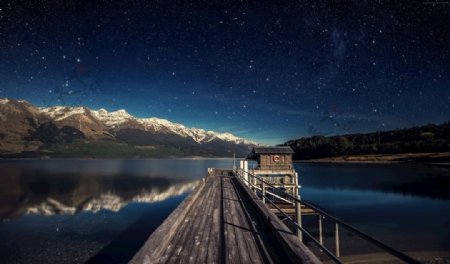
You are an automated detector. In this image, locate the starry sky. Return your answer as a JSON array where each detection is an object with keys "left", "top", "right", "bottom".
[{"left": 0, "top": 1, "right": 449, "bottom": 145}]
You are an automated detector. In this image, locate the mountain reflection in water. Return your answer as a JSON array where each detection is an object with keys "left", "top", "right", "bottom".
[
  {"left": 0, "top": 167, "right": 199, "bottom": 220},
  {"left": 0, "top": 159, "right": 229, "bottom": 264},
  {"left": 1, "top": 159, "right": 449, "bottom": 263}
]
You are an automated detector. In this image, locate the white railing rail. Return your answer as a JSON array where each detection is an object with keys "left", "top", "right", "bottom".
[{"left": 234, "top": 167, "right": 420, "bottom": 264}]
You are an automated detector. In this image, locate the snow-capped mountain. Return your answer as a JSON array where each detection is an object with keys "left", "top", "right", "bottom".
[
  {"left": 39, "top": 106, "right": 89, "bottom": 121},
  {"left": 35, "top": 105, "right": 255, "bottom": 145},
  {"left": 90, "top": 108, "right": 255, "bottom": 145},
  {"left": 0, "top": 98, "right": 257, "bottom": 157},
  {"left": 90, "top": 108, "right": 134, "bottom": 126}
]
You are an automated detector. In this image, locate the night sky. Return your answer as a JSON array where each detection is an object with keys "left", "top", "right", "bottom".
[{"left": 0, "top": 1, "right": 449, "bottom": 144}]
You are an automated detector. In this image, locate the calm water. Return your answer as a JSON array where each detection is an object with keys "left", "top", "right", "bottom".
[
  {"left": 297, "top": 162, "right": 450, "bottom": 257},
  {"left": 0, "top": 159, "right": 234, "bottom": 264},
  {"left": 0, "top": 159, "right": 449, "bottom": 263}
]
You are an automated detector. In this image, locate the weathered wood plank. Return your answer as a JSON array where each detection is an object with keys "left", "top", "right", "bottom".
[
  {"left": 234, "top": 176, "right": 322, "bottom": 264},
  {"left": 130, "top": 169, "right": 321, "bottom": 264},
  {"left": 166, "top": 177, "right": 215, "bottom": 263},
  {"left": 206, "top": 177, "right": 221, "bottom": 264},
  {"left": 224, "top": 176, "right": 252, "bottom": 264},
  {"left": 187, "top": 176, "right": 218, "bottom": 264},
  {"left": 129, "top": 179, "right": 205, "bottom": 264},
  {"left": 192, "top": 177, "right": 216, "bottom": 263},
  {"left": 223, "top": 177, "right": 240, "bottom": 264},
  {"left": 228, "top": 177, "right": 266, "bottom": 264}
]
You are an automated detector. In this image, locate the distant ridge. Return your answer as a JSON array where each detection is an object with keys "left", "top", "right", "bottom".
[
  {"left": 283, "top": 122, "right": 450, "bottom": 161},
  {"left": 0, "top": 98, "right": 257, "bottom": 158}
]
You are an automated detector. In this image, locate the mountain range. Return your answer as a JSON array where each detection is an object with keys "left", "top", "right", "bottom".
[{"left": 0, "top": 98, "right": 257, "bottom": 158}]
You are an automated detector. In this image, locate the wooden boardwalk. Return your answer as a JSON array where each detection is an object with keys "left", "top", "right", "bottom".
[{"left": 130, "top": 169, "right": 320, "bottom": 264}]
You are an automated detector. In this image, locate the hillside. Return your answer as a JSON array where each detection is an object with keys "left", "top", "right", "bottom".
[
  {"left": 283, "top": 122, "right": 450, "bottom": 162},
  {"left": 0, "top": 98, "right": 256, "bottom": 158}
]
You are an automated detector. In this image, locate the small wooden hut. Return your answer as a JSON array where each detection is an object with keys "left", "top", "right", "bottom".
[
  {"left": 248, "top": 146, "right": 294, "bottom": 171},
  {"left": 247, "top": 146, "right": 298, "bottom": 196}
]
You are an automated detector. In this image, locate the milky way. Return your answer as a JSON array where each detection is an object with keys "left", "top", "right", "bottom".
[{"left": 0, "top": 1, "right": 449, "bottom": 144}]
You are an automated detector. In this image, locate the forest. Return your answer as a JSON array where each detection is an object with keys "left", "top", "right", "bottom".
[{"left": 283, "top": 122, "right": 450, "bottom": 160}]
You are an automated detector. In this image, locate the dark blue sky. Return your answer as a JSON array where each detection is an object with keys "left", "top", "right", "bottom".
[{"left": 0, "top": 1, "right": 449, "bottom": 144}]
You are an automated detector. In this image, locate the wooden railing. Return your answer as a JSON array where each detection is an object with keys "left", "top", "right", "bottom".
[
  {"left": 252, "top": 164, "right": 293, "bottom": 171},
  {"left": 234, "top": 167, "right": 420, "bottom": 264}
]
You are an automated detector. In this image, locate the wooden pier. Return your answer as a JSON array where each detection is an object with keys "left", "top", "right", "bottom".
[
  {"left": 130, "top": 147, "right": 419, "bottom": 264},
  {"left": 130, "top": 169, "right": 320, "bottom": 264}
]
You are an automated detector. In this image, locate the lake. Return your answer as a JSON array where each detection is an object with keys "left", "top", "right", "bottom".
[{"left": 0, "top": 159, "right": 449, "bottom": 263}]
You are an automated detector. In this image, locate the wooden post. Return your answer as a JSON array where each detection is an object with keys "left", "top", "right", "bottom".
[
  {"left": 253, "top": 171, "right": 258, "bottom": 195},
  {"left": 318, "top": 215, "right": 323, "bottom": 245},
  {"left": 262, "top": 181, "right": 266, "bottom": 204},
  {"left": 295, "top": 172, "right": 301, "bottom": 240},
  {"left": 335, "top": 223, "right": 340, "bottom": 257},
  {"left": 249, "top": 173, "right": 255, "bottom": 192},
  {"left": 295, "top": 172, "right": 302, "bottom": 241},
  {"left": 239, "top": 160, "right": 244, "bottom": 177},
  {"left": 295, "top": 198, "right": 302, "bottom": 241},
  {"left": 243, "top": 160, "right": 248, "bottom": 186}
]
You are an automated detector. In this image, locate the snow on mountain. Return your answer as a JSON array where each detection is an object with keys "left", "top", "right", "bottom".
[
  {"left": 138, "top": 116, "right": 256, "bottom": 145},
  {"left": 138, "top": 117, "right": 250, "bottom": 144},
  {"left": 39, "top": 106, "right": 88, "bottom": 121},
  {"left": 90, "top": 108, "right": 134, "bottom": 126},
  {"left": 38, "top": 105, "right": 256, "bottom": 145}
]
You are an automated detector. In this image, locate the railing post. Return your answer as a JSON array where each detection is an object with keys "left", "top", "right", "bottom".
[
  {"left": 319, "top": 215, "right": 323, "bottom": 245},
  {"left": 295, "top": 197, "right": 302, "bottom": 241},
  {"left": 335, "top": 223, "right": 340, "bottom": 257},
  {"left": 243, "top": 160, "right": 248, "bottom": 186},
  {"left": 239, "top": 160, "right": 244, "bottom": 177},
  {"left": 262, "top": 181, "right": 266, "bottom": 204},
  {"left": 252, "top": 172, "right": 258, "bottom": 194},
  {"left": 294, "top": 172, "right": 302, "bottom": 241}
]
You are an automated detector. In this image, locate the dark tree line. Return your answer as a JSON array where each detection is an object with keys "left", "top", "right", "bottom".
[{"left": 282, "top": 122, "right": 450, "bottom": 160}]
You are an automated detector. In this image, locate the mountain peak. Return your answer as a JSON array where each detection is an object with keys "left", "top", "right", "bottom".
[
  {"left": 115, "top": 109, "right": 129, "bottom": 114},
  {"left": 39, "top": 105, "right": 87, "bottom": 121},
  {"left": 90, "top": 108, "right": 134, "bottom": 127},
  {"left": 0, "top": 98, "right": 258, "bottom": 157},
  {"left": 0, "top": 98, "right": 10, "bottom": 104}
]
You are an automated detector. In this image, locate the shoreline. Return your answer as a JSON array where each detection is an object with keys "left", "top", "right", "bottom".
[
  {"left": 0, "top": 156, "right": 243, "bottom": 161},
  {"left": 295, "top": 151, "right": 450, "bottom": 164}
]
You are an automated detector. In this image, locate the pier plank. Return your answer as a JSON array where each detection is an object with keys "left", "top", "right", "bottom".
[
  {"left": 129, "top": 178, "right": 205, "bottom": 264},
  {"left": 192, "top": 178, "right": 216, "bottom": 263},
  {"left": 222, "top": 177, "right": 240, "bottom": 263},
  {"left": 164, "top": 176, "right": 215, "bottom": 263},
  {"left": 206, "top": 179, "right": 221, "bottom": 264},
  {"left": 130, "top": 169, "right": 321, "bottom": 264},
  {"left": 189, "top": 174, "right": 218, "bottom": 263},
  {"left": 225, "top": 176, "right": 263, "bottom": 264},
  {"left": 228, "top": 178, "right": 266, "bottom": 264}
]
